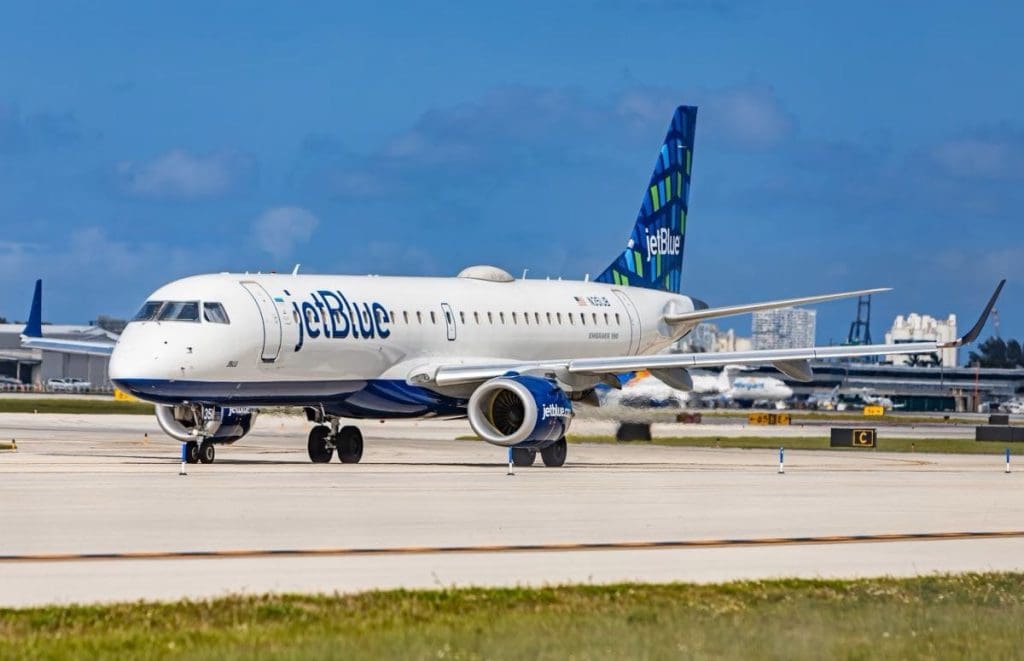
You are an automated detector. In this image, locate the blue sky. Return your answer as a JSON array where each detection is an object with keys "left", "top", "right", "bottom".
[{"left": 0, "top": 1, "right": 1019, "bottom": 350}]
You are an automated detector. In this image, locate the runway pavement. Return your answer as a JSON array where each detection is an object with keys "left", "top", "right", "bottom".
[{"left": 0, "top": 412, "right": 1021, "bottom": 606}]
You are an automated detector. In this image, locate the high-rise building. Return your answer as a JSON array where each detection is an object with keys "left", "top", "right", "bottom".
[
  {"left": 752, "top": 307, "right": 817, "bottom": 350},
  {"left": 885, "top": 313, "right": 958, "bottom": 367},
  {"left": 674, "top": 323, "right": 752, "bottom": 353}
]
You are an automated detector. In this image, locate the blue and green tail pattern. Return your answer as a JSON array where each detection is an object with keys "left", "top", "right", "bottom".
[{"left": 596, "top": 105, "right": 697, "bottom": 293}]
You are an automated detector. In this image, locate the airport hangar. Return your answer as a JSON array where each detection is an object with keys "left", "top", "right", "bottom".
[{"left": 0, "top": 323, "right": 116, "bottom": 388}]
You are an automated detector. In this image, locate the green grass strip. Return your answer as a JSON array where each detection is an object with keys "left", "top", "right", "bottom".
[
  {"left": 0, "top": 398, "right": 153, "bottom": 415},
  {"left": 1, "top": 574, "right": 1022, "bottom": 659}
]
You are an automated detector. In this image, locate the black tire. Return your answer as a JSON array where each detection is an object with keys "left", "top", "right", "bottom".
[
  {"left": 511, "top": 448, "right": 536, "bottom": 467},
  {"left": 336, "top": 426, "right": 363, "bottom": 464},
  {"left": 307, "top": 426, "right": 333, "bottom": 463},
  {"left": 198, "top": 441, "right": 216, "bottom": 464},
  {"left": 540, "top": 438, "right": 567, "bottom": 467},
  {"left": 185, "top": 440, "right": 200, "bottom": 464}
]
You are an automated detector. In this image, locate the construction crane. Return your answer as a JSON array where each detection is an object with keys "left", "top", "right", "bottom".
[{"left": 846, "top": 295, "right": 876, "bottom": 363}]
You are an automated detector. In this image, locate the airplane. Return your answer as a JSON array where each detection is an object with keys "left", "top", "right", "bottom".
[
  {"left": 601, "top": 366, "right": 792, "bottom": 409},
  {"left": 20, "top": 105, "right": 1005, "bottom": 468}
]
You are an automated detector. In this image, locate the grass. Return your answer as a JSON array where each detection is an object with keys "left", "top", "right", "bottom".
[
  {"left": 1, "top": 574, "right": 1022, "bottom": 659},
  {"left": 567, "top": 434, "right": 1013, "bottom": 454},
  {"left": 0, "top": 398, "right": 153, "bottom": 415}
]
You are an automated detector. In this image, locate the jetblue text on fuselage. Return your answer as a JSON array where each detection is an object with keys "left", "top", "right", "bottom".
[
  {"left": 646, "top": 227, "right": 681, "bottom": 261},
  {"left": 292, "top": 289, "right": 390, "bottom": 351}
]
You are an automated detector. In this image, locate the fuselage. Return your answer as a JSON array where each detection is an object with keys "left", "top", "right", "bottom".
[{"left": 110, "top": 270, "right": 699, "bottom": 417}]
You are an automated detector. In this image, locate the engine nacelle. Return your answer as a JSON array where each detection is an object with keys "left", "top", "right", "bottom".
[
  {"left": 467, "top": 375, "right": 572, "bottom": 447},
  {"left": 154, "top": 404, "right": 258, "bottom": 444}
]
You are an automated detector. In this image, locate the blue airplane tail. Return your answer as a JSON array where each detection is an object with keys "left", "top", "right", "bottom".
[
  {"left": 595, "top": 105, "right": 697, "bottom": 293},
  {"left": 23, "top": 279, "right": 42, "bottom": 338}
]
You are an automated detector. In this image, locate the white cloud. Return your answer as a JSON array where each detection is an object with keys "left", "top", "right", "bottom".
[
  {"left": 115, "top": 148, "right": 256, "bottom": 199},
  {"left": 252, "top": 206, "right": 319, "bottom": 259},
  {"left": 930, "top": 136, "right": 1024, "bottom": 181}
]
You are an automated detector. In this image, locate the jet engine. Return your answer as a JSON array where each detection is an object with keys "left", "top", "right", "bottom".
[
  {"left": 467, "top": 375, "right": 572, "bottom": 447},
  {"left": 154, "top": 404, "right": 258, "bottom": 444}
]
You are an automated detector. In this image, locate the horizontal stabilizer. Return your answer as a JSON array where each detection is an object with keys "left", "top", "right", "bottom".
[{"left": 664, "top": 288, "right": 890, "bottom": 325}]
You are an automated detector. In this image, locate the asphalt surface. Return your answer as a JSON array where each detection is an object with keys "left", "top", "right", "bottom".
[{"left": 0, "top": 412, "right": 1021, "bottom": 606}]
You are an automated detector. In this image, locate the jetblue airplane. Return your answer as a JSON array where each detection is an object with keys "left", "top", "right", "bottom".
[{"left": 21, "top": 106, "right": 1004, "bottom": 467}]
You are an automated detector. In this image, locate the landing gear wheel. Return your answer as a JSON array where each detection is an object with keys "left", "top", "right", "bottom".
[
  {"left": 185, "top": 440, "right": 200, "bottom": 464},
  {"left": 541, "top": 438, "right": 567, "bottom": 467},
  {"left": 336, "top": 426, "right": 363, "bottom": 464},
  {"left": 511, "top": 448, "right": 536, "bottom": 467},
  {"left": 198, "top": 441, "right": 216, "bottom": 464},
  {"left": 307, "top": 426, "right": 334, "bottom": 463}
]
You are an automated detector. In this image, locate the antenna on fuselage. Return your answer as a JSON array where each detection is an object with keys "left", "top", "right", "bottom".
[
  {"left": 584, "top": 273, "right": 590, "bottom": 282},
  {"left": 522, "top": 268, "right": 529, "bottom": 279},
  {"left": 292, "top": 264, "right": 301, "bottom": 275}
]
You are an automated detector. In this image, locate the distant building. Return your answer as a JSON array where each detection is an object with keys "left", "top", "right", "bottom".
[
  {"left": 675, "top": 323, "right": 752, "bottom": 353},
  {"left": 0, "top": 323, "right": 117, "bottom": 387},
  {"left": 752, "top": 307, "right": 817, "bottom": 350},
  {"left": 884, "top": 313, "right": 958, "bottom": 367}
]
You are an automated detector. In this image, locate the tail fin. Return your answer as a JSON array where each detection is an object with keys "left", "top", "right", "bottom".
[
  {"left": 596, "top": 105, "right": 697, "bottom": 292},
  {"left": 22, "top": 279, "right": 42, "bottom": 338}
]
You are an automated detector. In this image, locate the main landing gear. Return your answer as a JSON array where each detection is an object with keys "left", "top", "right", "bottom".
[
  {"left": 184, "top": 440, "right": 217, "bottom": 464},
  {"left": 307, "top": 424, "right": 364, "bottom": 464},
  {"left": 510, "top": 437, "right": 568, "bottom": 468}
]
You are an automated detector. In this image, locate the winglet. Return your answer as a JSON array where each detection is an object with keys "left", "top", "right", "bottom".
[
  {"left": 22, "top": 279, "right": 43, "bottom": 338},
  {"left": 943, "top": 279, "right": 1005, "bottom": 348}
]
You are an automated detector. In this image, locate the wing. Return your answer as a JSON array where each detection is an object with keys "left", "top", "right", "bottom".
[
  {"left": 20, "top": 336, "right": 115, "bottom": 356},
  {"left": 416, "top": 281, "right": 1004, "bottom": 388}
]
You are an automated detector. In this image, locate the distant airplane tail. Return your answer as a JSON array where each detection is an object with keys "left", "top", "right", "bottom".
[
  {"left": 595, "top": 105, "right": 697, "bottom": 293},
  {"left": 23, "top": 279, "right": 42, "bottom": 338}
]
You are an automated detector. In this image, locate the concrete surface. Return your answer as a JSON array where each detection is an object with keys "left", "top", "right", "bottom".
[{"left": 0, "top": 412, "right": 1021, "bottom": 606}]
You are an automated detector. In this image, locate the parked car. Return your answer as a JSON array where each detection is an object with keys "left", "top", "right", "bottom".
[
  {"left": 47, "top": 377, "right": 93, "bottom": 392},
  {"left": 0, "top": 376, "right": 25, "bottom": 390}
]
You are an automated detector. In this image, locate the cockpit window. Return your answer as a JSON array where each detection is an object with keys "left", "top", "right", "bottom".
[
  {"left": 133, "top": 301, "right": 164, "bottom": 321},
  {"left": 157, "top": 301, "right": 200, "bottom": 322},
  {"left": 203, "top": 302, "right": 230, "bottom": 324}
]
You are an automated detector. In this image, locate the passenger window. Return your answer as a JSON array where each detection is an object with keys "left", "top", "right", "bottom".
[
  {"left": 403, "top": 311, "right": 409, "bottom": 324},
  {"left": 293, "top": 310, "right": 300, "bottom": 324},
  {"left": 592, "top": 313, "right": 598, "bottom": 325},
  {"left": 535, "top": 312, "right": 540, "bottom": 324},
  {"left": 445, "top": 311, "right": 452, "bottom": 324},
  {"left": 556, "top": 312, "right": 562, "bottom": 324},
  {"left": 604, "top": 313, "right": 609, "bottom": 324},
  {"left": 512, "top": 312, "right": 518, "bottom": 324},
  {"left": 416, "top": 311, "right": 422, "bottom": 324},
  {"left": 307, "top": 308, "right": 316, "bottom": 325},
  {"left": 569, "top": 313, "right": 574, "bottom": 325},
  {"left": 499, "top": 312, "right": 505, "bottom": 325},
  {"left": 615, "top": 313, "right": 621, "bottom": 325},
  {"left": 546, "top": 312, "right": 552, "bottom": 324},
  {"left": 430, "top": 311, "right": 437, "bottom": 324},
  {"left": 474, "top": 312, "right": 480, "bottom": 324},
  {"left": 487, "top": 312, "right": 493, "bottom": 324},
  {"left": 524, "top": 312, "right": 529, "bottom": 326},
  {"left": 580, "top": 313, "right": 586, "bottom": 326},
  {"left": 133, "top": 301, "right": 164, "bottom": 321},
  {"left": 203, "top": 302, "right": 230, "bottom": 324},
  {"left": 460, "top": 311, "right": 466, "bottom": 324}
]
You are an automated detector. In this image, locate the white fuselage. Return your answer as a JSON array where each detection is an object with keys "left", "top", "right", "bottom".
[{"left": 109, "top": 271, "right": 699, "bottom": 416}]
